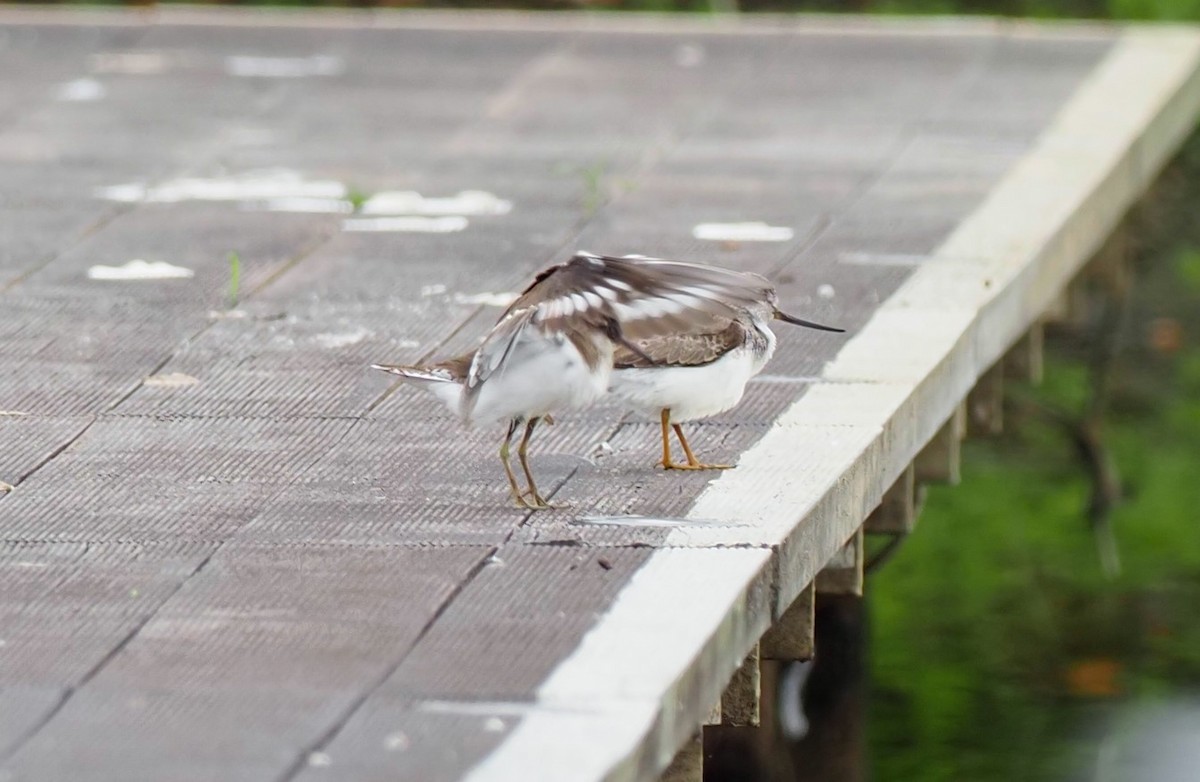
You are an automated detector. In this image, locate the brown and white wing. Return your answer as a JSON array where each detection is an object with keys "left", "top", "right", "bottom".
[
  {"left": 613, "top": 318, "right": 748, "bottom": 369},
  {"left": 508, "top": 252, "right": 773, "bottom": 340},
  {"left": 464, "top": 305, "right": 538, "bottom": 395}
]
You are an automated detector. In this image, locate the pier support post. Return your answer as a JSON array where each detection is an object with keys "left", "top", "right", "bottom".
[
  {"left": 915, "top": 403, "right": 966, "bottom": 485},
  {"left": 762, "top": 583, "right": 815, "bottom": 662},
  {"left": 662, "top": 731, "right": 704, "bottom": 782},
  {"left": 1004, "top": 322, "right": 1044, "bottom": 385},
  {"left": 815, "top": 528, "right": 864, "bottom": 597},
  {"left": 967, "top": 361, "right": 1005, "bottom": 437},
  {"left": 864, "top": 465, "right": 918, "bottom": 535}
]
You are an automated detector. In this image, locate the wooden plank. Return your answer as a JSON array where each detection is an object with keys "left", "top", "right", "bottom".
[{"left": 3, "top": 544, "right": 493, "bottom": 780}]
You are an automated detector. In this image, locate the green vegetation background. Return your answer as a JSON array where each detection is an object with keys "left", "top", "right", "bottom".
[{"left": 866, "top": 138, "right": 1200, "bottom": 779}]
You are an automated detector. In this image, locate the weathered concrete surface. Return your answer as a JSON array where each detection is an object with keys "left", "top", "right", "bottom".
[{"left": 0, "top": 8, "right": 1193, "bottom": 782}]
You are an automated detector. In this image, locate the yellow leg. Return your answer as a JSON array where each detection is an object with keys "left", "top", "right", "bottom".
[
  {"left": 518, "top": 417, "right": 559, "bottom": 509},
  {"left": 671, "top": 422, "right": 735, "bottom": 471},
  {"left": 658, "top": 408, "right": 680, "bottom": 469},
  {"left": 500, "top": 420, "right": 531, "bottom": 508}
]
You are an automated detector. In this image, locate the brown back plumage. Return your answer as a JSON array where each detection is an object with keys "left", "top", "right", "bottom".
[{"left": 613, "top": 314, "right": 747, "bottom": 369}]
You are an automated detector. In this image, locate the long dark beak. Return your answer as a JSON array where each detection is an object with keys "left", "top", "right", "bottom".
[{"left": 774, "top": 309, "right": 845, "bottom": 333}]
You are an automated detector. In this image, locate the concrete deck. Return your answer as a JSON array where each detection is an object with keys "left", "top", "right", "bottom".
[{"left": 1, "top": 8, "right": 1198, "bottom": 781}]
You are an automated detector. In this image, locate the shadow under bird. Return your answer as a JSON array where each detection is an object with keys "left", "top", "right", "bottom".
[
  {"left": 371, "top": 251, "right": 778, "bottom": 509},
  {"left": 608, "top": 261, "right": 844, "bottom": 470}
]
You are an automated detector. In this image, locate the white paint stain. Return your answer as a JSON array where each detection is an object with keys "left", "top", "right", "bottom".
[
  {"left": 839, "top": 251, "right": 927, "bottom": 266},
  {"left": 0, "top": 411, "right": 28, "bottom": 416},
  {"left": 692, "top": 222, "right": 795, "bottom": 242},
  {"left": 226, "top": 55, "right": 344, "bottom": 79},
  {"left": 362, "top": 190, "right": 512, "bottom": 217},
  {"left": 420, "top": 284, "right": 448, "bottom": 297},
  {"left": 483, "top": 717, "right": 507, "bottom": 733},
  {"left": 384, "top": 732, "right": 411, "bottom": 752},
  {"left": 453, "top": 291, "right": 519, "bottom": 307},
  {"left": 418, "top": 701, "right": 538, "bottom": 717},
  {"left": 57, "top": 78, "right": 106, "bottom": 102},
  {"left": 88, "top": 260, "right": 194, "bottom": 281},
  {"left": 90, "top": 52, "right": 169, "bottom": 75},
  {"left": 313, "top": 328, "right": 371, "bottom": 349},
  {"left": 144, "top": 373, "right": 200, "bottom": 388},
  {"left": 96, "top": 169, "right": 346, "bottom": 204},
  {"left": 675, "top": 43, "right": 705, "bottom": 68},
  {"left": 343, "top": 216, "right": 468, "bottom": 234},
  {"left": 253, "top": 197, "right": 352, "bottom": 214},
  {"left": 306, "top": 752, "right": 332, "bottom": 768},
  {"left": 817, "top": 284, "right": 836, "bottom": 299},
  {"left": 208, "top": 310, "right": 250, "bottom": 320}
]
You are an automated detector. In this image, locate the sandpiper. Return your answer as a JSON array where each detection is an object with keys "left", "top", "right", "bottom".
[
  {"left": 608, "top": 260, "right": 843, "bottom": 470},
  {"left": 372, "top": 252, "right": 777, "bottom": 509}
]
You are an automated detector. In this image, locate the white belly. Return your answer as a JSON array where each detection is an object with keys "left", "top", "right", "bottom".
[
  {"left": 609, "top": 344, "right": 765, "bottom": 423},
  {"left": 467, "top": 335, "right": 612, "bottom": 426}
]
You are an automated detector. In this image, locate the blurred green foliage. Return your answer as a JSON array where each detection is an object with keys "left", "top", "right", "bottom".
[{"left": 868, "top": 131, "right": 1200, "bottom": 779}]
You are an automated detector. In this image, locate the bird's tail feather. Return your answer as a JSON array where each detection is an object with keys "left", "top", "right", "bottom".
[{"left": 369, "top": 364, "right": 457, "bottom": 383}]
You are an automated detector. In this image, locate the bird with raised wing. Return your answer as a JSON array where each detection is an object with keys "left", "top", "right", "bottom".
[
  {"left": 371, "top": 252, "right": 778, "bottom": 509},
  {"left": 608, "top": 259, "right": 844, "bottom": 471}
]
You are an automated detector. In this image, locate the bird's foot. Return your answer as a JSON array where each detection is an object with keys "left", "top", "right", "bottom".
[
  {"left": 660, "top": 459, "right": 736, "bottom": 471},
  {"left": 522, "top": 489, "right": 565, "bottom": 510}
]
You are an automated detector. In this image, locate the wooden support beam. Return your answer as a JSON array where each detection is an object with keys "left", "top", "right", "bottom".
[
  {"left": 708, "top": 645, "right": 760, "bottom": 727},
  {"left": 967, "top": 361, "right": 1004, "bottom": 437},
  {"left": 815, "top": 527, "right": 864, "bottom": 597},
  {"left": 863, "top": 465, "right": 917, "bottom": 535},
  {"left": 1004, "top": 321, "right": 1044, "bottom": 385},
  {"left": 1085, "top": 226, "right": 1132, "bottom": 296},
  {"left": 661, "top": 731, "right": 703, "bottom": 782},
  {"left": 914, "top": 403, "right": 965, "bottom": 485},
  {"left": 762, "top": 582, "right": 815, "bottom": 661}
]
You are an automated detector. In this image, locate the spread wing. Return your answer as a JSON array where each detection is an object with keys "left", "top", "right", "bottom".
[
  {"left": 464, "top": 252, "right": 774, "bottom": 413},
  {"left": 465, "top": 305, "right": 540, "bottom": 392},
  {"left": 501, "top": 252, "right": 773, "bottom": 340}
]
